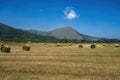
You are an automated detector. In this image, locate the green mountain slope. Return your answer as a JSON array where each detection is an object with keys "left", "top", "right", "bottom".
[{"left": 0, "top": 23, "right": 59, "bottom": 42}]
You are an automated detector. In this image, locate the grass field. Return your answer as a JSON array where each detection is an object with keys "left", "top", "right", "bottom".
[{"left": 0, "top": 43, "right": 120, "bottom": 80}]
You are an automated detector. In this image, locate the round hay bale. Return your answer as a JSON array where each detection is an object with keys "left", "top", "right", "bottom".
[
  {"left": 103, "top": 44, "right": 106, "bottom": 46},
  {"left": 23, "top": 44, "right": 30, "bottom": 51},
  {"left": 69, "top": 43, "right": 72, "bottom": 46},
  {"left": 1, "top": 45, "right": 11, "bottom": 53},
  {"left": 44, "top": 42, "right": 47, "bottom": 45},
  {"left": 115, "top": 44, "right": 119, "bottom": 48},
  {"left": 1, "top": 43, "right": 4, "bottom": 46},
  {"left": 90, "top": 44, "right": 96, "bottom": 49},
  {"left": 78, "top": 44, "right": 83, "bottom": 48},
  {"left": 56, "top": 43, "right": 60, "bottom": 47}
]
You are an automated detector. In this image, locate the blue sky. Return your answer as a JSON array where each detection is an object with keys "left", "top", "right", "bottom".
[{"left": 0, "top": 0, "right": 120, "bottom": 39}]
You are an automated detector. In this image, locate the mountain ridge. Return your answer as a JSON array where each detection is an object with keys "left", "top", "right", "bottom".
[
  {"left": 27, "top": 26, "right": 100, "bottom": 41},
  {"left": 1, "top": 22, "right": 120, "bottom": 42}
]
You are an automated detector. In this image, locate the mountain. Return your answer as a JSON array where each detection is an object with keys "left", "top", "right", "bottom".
[
  {"left": 49, "top": 27, "right": 83, "bottom": 40},
  {"left": 0, "top": 23, "right": 59, "bottom": 42},
  {"left": 50, "top": 27, "right": 100, "bottom": 41},
  {"left": 27, "top": 26, "right": 100, "bottom": 41},
  {"left": 1, "top": 22, "right": 119, "bottom": 43}
]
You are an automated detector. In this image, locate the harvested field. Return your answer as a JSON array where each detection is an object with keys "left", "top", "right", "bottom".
[{"left": 0, "top": 43, "right": 120, "bottom": 80}]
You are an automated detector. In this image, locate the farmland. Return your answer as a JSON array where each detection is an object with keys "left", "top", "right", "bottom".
[{"left": 0, "top": 43, "right": 120, "bottom": 80}]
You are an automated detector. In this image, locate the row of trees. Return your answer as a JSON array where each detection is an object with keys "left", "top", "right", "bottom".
[{"left": 0, "top": 38, "right": 120, "bottom": 43}]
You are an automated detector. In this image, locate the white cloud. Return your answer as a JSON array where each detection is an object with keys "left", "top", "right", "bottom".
[{"left": 64, "top": 7, "right": 79, "bottom": 20}]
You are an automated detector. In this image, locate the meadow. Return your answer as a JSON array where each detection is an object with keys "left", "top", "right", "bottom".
[{"left": 0, "top": 43, "right": 120, "bottom": 80}]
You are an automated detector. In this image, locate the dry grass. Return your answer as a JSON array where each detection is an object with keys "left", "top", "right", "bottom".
[{"left": 0, "top": 43, "right": 120, "bottom": 80}]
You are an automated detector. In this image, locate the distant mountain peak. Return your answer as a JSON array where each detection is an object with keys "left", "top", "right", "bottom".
[
  {"left": 56, "top": 26, "right": 74, "bottom": 30},
  {"left": 27, "top": 26, "right": 100, "bottom": 41},
  {"left": 49, "top": 26, "right": 83, "bottom": 40},
  {"left": 61, "top": 26, "right": 73, "bottom": 28}
]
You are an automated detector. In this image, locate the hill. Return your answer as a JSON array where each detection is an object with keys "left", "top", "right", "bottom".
[
  {"left": 28, "top": 27, "right": 100, "bottom": 41},
  {"left": 0, "top": 23, "right": 59, "bottom": 42}
]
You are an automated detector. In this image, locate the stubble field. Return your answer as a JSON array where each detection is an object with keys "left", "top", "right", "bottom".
[{"left": 0, "top": 43, "right": 120, "bottom": 80}]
